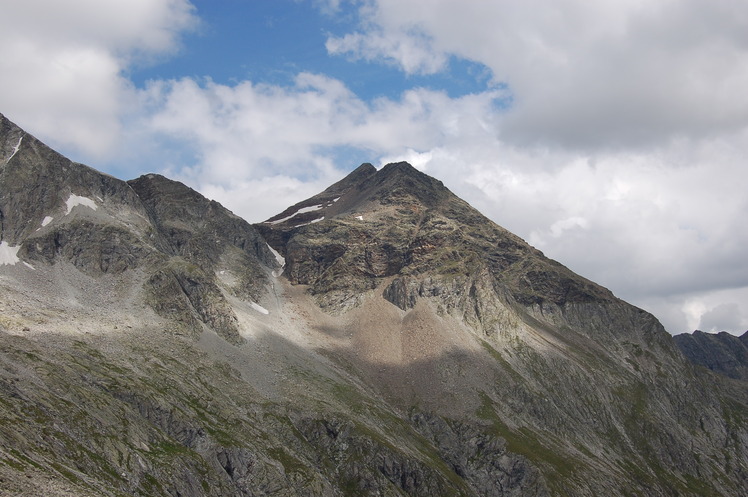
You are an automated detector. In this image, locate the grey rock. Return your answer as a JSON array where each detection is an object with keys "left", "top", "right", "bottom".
[
  {"left": 1, "top": 113, "right": 274, "bottom": 345},
  {"left": 411, "top": 412, "right": 549, "bottom": 497},
  {"left": 674, "top": 330, "right": 748, "bottom": 380}
]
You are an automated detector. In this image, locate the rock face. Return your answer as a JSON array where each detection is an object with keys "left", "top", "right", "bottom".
[
  {"left": 127, "top": 174, "right": 277, "bottom": 344},
  {"left": 257, "top": 161, "right": 612, "bottom": 314},
  {"left": 2, "top": 113, "right": 748, "bottom": 497},
  {"left": 674, "top": 330, "right": 748, "bottom": 380},
  {"left": 0, "top": 112, "right": 275, "bottom": 344}
]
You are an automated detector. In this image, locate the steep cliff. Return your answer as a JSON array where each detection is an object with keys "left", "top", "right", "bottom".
[{"left": 675, "top": 330, "right": 748, "bottom": 381}]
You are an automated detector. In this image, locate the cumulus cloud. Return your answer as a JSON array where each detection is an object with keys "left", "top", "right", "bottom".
[
  {"left": 698, "top": 303, "right": 745, "bottom": 334},
  {"left": 329, "top": 0, "right": 748, "bottom": 149},
  {"left": 139, "top": 73, "right": 506, "bottom": 219},
  {"left": 326, "top": 27, "right": 448, "bottom": 75},
  {"left": 0, "top": 0, "right": 197, "bottom": 159}
]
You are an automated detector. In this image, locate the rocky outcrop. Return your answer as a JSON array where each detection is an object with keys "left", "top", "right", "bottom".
[
  {"left": 294, "top": 416, "right": 464, "bottom": 496},
  {"left": 127, "top": 174, "right": 276, "bottom": 271},
  {"left": 22, "top": 220, "right": 156, "bottom": 274},
  {"left": 258, "top": 161, "right": 613, "bottom": 316},
  {"left": 674, "top": 330, "right": 748, "bottom": 380},
  {"left": 0, "top": 113, "right": 276, "bottom": 345},
  {"left": 410, "top": 412, "right": 549, "bottom": 497},
  {"left": 145, "top": 260, "right": 244, "bottom": 344}
]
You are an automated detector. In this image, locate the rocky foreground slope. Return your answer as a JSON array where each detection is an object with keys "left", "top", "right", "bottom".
[{"left": 1, "top": 112, "right": 747, "bottom": 496}]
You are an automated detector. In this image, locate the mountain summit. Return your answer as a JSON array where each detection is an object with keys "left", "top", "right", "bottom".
[
  {"left": 258, "top": 161, "right": 613, "bottom": 313},
  {"left": 1, "top": 113, "right": 747, "bottom": 496}
]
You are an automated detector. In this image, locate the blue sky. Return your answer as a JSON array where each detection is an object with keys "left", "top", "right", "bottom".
[
  {"left": 131, "top": 1, "right": 493, "bottom": 101},
  {"left": 132, "top": 1, "right": 358, "bottom": 88},
  {"left": 1, "top": 0, "right": 748, "bottom": 336}
]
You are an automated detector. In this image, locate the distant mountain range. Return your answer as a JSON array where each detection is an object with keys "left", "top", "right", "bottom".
[{"left": 1, "top": 112, "right": 747, "bottom": 496}]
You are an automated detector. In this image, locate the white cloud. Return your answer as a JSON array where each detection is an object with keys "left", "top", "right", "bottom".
[
  {"left": 331, "top": 0, "right": 748, "bottom": 149},
  {"left": 199, "top": 175, "right": 336, "bottom": 225},
  {"left": 698, "top": 303, "right": 745, "bottom": 334},
  {"left": 141, "top": 73, "right": 506, "bottom": 216},
  {"left": 0, "top": 0, "right": 197, "bottom": 160},
  {"left": 659, "top": 287, "right": 748, "bottom": 335},
  {"left": 326, "top": 27, "right": 448, "bottom": 75}
]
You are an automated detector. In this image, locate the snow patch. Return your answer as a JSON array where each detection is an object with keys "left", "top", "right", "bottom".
[
  {"left": 269, "top": 213, "right": 296, "bottom": 225},
  {"left": 332, "top": 197, "right": 340, "bottom": 202},
  {"left": 266, "top": 243, "right": 286, "bottom": 277},
  {"left": 267, "top": 244, "right": 285, "bottom": 267},
  {"left": 0, "top": 241, "right": 21, "bottom": 266},
  {"left": 41, "top": 216, "right": 53, "bottom": 227},
  {"left": 5, "top": 135, "right": 23, "bottom": 163},
  {"left": 269, "top": 204, "right": 324, "bottom": 225},
  {"left": 355, "top": 215, "right": 363, "bottom": 221},
  {"left": 250, "top": 302, "right": 270, "bottom": 315},
  {"left": 297, "top": 204, "right": 323, "bottom": 214},
  {"left": 65, "top": 194, "right": 97, "bottom": 214}
]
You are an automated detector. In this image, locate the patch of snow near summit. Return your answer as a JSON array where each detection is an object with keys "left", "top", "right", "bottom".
[
  {"left": 250, "top": 302, "right": 270, "bottom": 315},
  {"left": 0, "top": 241, "right": 21, "bottom": 266},
  {"left": 356, "top": 215, "right": 363, "bottom": 221},
  {"left": 41, "top": 216, "right": 53, "bottom": 227},
  {"left": 297, "top": 205, "right": 323, "bottom": 214},
  {"left": 65, "top": 194, "right": 97, "bottom": 214},
  {"left": 5, "top": 135, "right": 23, "bottom": 164},
  {"left": 269, "top": 204, "right": 324, "bottom": 225},
  {"left": 269, "top": 215, "right": 292, "bottom": 225}
]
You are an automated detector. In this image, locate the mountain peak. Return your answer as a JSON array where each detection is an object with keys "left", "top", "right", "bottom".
[
  {"left": 378, "top": 160, "right": 421, "bottom": 176},
  {"left": 260, "top": 161, "right": 449, "bottom": 228},
  {"left": 369, "top": 161, "right": 449, "bottom": 207},
  {"left": 256, "top": 160, "right": 614, "bottom": 313},
  {"left": 351, "top": 161, "right": 378, "bottom": 176},
  {"left": 321, "top": 162, "right": 377, "bottom": 194}
]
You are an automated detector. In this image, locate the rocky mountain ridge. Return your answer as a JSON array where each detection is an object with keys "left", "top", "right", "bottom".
[
  {"left": 257, "top": 161, "right": 614, "bottom": 315},
  {"left": 1, "top": 112, "right": 278, "bottom": 344},
  {"left": 1, "top": 112, "right": 748, "bottom": 496},
  {"left": 674, "top": 330, "right": 748, "bottom": 381}
]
